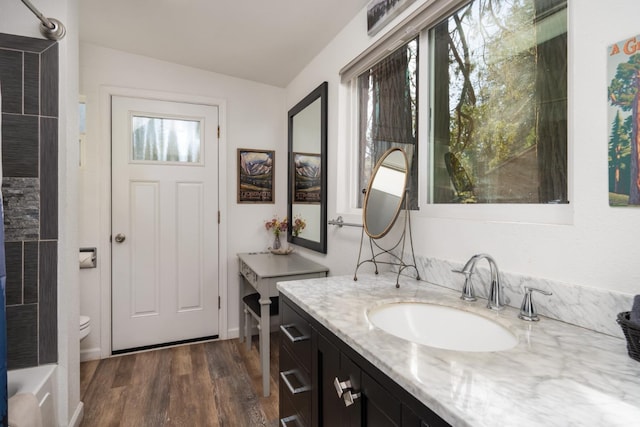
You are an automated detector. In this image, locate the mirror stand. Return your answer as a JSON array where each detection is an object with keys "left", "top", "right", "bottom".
[{"left": 353, "top": 193, "right": 420, "bottom": 288}]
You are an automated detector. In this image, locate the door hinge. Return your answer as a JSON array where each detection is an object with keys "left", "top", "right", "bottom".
[
  {"left": 218, "top": 296, "right": 221, "bottom": 309},
  {"left": 218, "top": 211, "right": 220, "bottom": 224},
  {"left": 217, "top": 125, "right": 220, "bottom": 139}
]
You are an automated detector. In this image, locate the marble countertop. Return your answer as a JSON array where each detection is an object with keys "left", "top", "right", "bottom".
[{"left": 277, "top": 274, "right": 640, "bottom": 427}]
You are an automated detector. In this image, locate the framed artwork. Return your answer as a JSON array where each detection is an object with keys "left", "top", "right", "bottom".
[
  {"left": 607, "top": 34, "right": 640, "bottom": 207},
  {"left": 237, "top": 149, "right": 274, "bottom": 203},
  {"left": 367, "top": 0, "right": 417, "bottom": 36},
  {"left": 293, "top": 152, "right": 322, "bottom": 204}
]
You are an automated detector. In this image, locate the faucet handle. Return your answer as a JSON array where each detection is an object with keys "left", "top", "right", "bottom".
[
  {"left": 519, "top": 287, "right": 552, "bottom": 321},
  {"left": 453, "top": 269, "right": 477, "bottom": 301}
]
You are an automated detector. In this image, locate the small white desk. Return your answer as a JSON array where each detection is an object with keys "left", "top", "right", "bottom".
[{"left": 238, "top": 252, "right": 328, "bottom": 397}]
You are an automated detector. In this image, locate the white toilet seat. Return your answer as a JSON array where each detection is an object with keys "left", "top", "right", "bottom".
[{"left": 80, "top": 315, "right": 91, "bottom": 340}]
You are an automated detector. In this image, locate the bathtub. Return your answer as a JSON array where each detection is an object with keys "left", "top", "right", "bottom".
[{"left": 8, "top": 364, "right": 57, "bottom": 427}]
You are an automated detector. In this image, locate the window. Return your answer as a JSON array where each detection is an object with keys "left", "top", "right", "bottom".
[
  {"left": 131, "top": 115, "right": 202, "bottom": 163},
  {"left": 430, "top": 0, "right": 567, "bottom": 204},
  {"left": 357, "top": 38, "right": 419, "bottom": 209}
]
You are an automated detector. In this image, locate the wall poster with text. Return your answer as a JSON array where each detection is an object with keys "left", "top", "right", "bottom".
[
  {"left": 237, "top": 149, "right": 274, "bottom": 203},
  {"left": 608, "top": 34, "right": 640, "bottom": 206}
]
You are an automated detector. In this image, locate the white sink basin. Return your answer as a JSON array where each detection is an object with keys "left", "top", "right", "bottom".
[{"left": 367, "top": 302, "right": 518, "bottom": 352}]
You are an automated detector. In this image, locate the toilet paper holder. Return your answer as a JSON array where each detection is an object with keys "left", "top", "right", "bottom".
[{"left": 79, "top": 247, "right": 97, "bottom": 269}]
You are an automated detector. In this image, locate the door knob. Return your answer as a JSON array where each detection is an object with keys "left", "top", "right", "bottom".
[{"left": 114, "top": 233, "right": 126, "bottom": 243}]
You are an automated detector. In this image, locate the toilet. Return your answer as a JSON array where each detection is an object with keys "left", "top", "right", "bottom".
[{"left": 79, "top": 315, "right": 91, "bottom": 341}]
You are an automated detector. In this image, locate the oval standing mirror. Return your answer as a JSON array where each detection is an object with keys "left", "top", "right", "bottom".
[{"left": 363, "top": 148, "right": 408, "bottom": 239}]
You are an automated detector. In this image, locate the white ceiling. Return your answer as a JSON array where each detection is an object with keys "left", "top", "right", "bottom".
[{"left": 79, "top": 0, "right": 370, "bottom": 88}]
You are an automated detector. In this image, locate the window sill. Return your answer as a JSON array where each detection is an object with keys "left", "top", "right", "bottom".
[{"left": 421, "top": 202, "right": 573, "bottom": 225}]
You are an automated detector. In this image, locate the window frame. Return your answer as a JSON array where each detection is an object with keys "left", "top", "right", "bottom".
[{"left": 339, "top": 0, "right": 572, "bottom": 226}]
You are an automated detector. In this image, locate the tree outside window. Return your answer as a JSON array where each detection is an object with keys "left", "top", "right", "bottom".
[{"left": 430, "top": 0, "right": 567, "bottom": 204}]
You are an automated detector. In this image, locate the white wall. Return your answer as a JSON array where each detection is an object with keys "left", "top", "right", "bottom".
[
  {"left": 78, "top": 0, "right": 640, "bottom": 360},
  {"left": 286, "top": 0, "right": 640, "bottom": 296},
  {"left": 0, "top": 0, "right": 81, "bottom": 426},
  {"left": 79, "top": 43, "right": 287, "bottom": 357}
]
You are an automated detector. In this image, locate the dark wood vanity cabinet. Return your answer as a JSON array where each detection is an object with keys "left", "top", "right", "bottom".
[
  {"left": 315, "top": 332, "right": 364, "bottom": 426},
  {"left": 280, "top": 295, "right": 450, "bottom": 427},
  {"left": 279, "top": 296, "right": 314, "bottom": 426}
]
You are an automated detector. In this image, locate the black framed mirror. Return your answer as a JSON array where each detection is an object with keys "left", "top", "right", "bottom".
[{"left": 287, "top": 82, "right": 328, "bottom": 253}]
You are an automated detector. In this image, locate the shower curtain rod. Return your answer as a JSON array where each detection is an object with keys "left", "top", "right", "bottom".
[{"left": 20, "top": 0, "right": 66, "bottom": 40}]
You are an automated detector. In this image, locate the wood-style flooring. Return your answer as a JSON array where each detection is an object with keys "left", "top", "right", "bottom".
[{"left": 80, "top": 333, "right": 280, "bottom": 427}]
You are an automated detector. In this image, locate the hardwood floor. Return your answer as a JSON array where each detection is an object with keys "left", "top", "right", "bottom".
[{"left": 80, "top": 333, "right": 280, "bottom": 426}]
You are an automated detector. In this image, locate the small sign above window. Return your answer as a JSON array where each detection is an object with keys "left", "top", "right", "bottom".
[{"left": 367, "top": 0, "right": 417, "bottom": 36}]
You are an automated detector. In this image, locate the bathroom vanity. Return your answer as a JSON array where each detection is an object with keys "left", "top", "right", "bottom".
[
  {"left": 280, "top": 292, "right": 448, "bottom": 427},
  {"left": 277, "top": 274, "right": 640, "bottom": 426}
]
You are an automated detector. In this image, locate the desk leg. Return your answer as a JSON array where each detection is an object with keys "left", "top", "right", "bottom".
[
  {"left": 259, "top": 296, "right": 271, "bottom": 397},
  {"left": 239, "top": 275, "right": 246, "bottom": 344}
]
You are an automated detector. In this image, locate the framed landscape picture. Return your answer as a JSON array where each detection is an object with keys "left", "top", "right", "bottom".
[
  {"left": 293, "top": 152, "right": 322, "bottom": 203},
  {"left": 237, "top": 149, "right": 274, "bottom": 203},
  {"left": 367, "top": 0, "right": 416, "bottom": 36}
]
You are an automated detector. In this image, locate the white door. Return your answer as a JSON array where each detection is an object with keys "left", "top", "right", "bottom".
[{"left": 111, "top": 95, "right": 219, "bottom": 352}]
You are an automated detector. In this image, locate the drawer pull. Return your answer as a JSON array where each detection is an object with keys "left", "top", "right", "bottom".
[
  {"left": 333, "top": 376, "right": 352, "bottom": 398},
  {"left": 280, "top": 369, "right": 310, "bottom": 395},
  {"left": 334, "top": 376, "right": 360, "bottom": 407},
  {"left": 280, "top": 324, "right": 310, "bottom": 343},
  {"left": 280, "top": 415, "right": 301, "bottom": 427},
  {"left": 343, "top": 389, "right": 361, "bottom": 407}
]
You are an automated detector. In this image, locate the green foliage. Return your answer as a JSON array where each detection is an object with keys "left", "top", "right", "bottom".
[
  {"left": 608, "top": 110, "right": 631, "bottom": 194},
  {"left": 609, "top": 192, "right": 630, "bottom": 206},
  {"left": 608, "top": 53, "right": 640, "bottom": 111},
  {"left": 608, "top": 51, "right": 640, "bottom": 204},
  {"left": 447, "top": 0, "right": 538, "bottom": 176}
]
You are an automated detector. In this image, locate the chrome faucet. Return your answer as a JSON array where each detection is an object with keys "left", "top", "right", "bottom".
[
  {"left": 454, "top": 255, "right": 481, "bottom": 302},
  {"left": 453, "top": 254, "right": 506, "bottom": 310}
]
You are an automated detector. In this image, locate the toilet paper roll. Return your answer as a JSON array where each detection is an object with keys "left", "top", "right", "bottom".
[
  {"left": 8, "top": 393, "right": 43, "bottom": 427},
  {"left": 79, "top": 251, "right": 94, "bottom": 268}
]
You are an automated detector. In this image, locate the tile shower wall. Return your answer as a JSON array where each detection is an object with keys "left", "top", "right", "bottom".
[{"left": 0, "top": 33, "right": 58, "bottom": 369}]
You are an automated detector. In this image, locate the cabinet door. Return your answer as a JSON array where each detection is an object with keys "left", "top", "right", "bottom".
[
  {"left": 402, "top": 405, "right": 423, "bottom": 427},
  {"left": 362, "top": 372, "right": 401, "bottom": 427},
  {"left": 402, "top": 403, "right": 450, "bottom": 427},
  {"left": 340, "top": 352, "right": 362, "bottom": 427},
  {"left": 317, "top": 333, "right": 362, "bottom": 426}
]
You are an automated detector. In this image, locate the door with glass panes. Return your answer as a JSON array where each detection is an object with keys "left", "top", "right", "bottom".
[{"left": 111, "top": 95, "right": 219, "bottom": 352}]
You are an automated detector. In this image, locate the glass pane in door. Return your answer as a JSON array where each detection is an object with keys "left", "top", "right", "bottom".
[{"left": 132, "top": 115, "right": 202, "bottom": 163}]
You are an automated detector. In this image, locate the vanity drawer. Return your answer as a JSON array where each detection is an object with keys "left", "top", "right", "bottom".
[
  {"left": 279, "top": 345, "right": 311, "bottom": 426},
  {"left": 279, "top": 390, "right": 306, "bottom": 427},
  {"left": 239, "top": 259, "right": 258, "bottom": 287},
  {"left": 280, "top": 300, "right": 312, "bottom": 372}
]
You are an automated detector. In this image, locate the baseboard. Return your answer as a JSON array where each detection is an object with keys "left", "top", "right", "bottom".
[
  {"left": 80, "top": 347, "right": 101, "bottom": 362},
  {"left": 80, "top": 332, "right": 250, "bottom": 361},
  {"left": 68, "top": 401, "right": 83, "bottom": 427}
]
